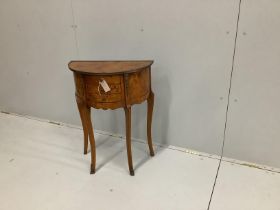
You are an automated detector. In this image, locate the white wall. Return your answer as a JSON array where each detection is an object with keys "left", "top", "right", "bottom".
[
  {"left": 224, "top": 0, "right": 280, "bottom": 168},
  {"left": 0, "top": 0, "right": 279, "bottom": 168},
  {"left": 0, "top": 0, "right": 77, "bottom": 123}
]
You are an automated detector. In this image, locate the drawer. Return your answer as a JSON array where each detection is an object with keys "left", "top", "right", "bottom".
[
  {"left": 87, "top": 92, "right": 122, "bottom": 103},
  {"left": 91, "top": 83, "right": 122, "bottom": 95},
  {"left": 84, "top": 75, "right": 121, "bottom": 86},
  {"left": 84, "top": 75, "right": 122, "bottom": 95},
  {"left": 84, "top": 75, "right": 124, "bottom": 104}
]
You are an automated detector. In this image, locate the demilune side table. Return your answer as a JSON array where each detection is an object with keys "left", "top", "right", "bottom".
[{"left": 68, "top": 60, "right": 155, "bottom": 176}]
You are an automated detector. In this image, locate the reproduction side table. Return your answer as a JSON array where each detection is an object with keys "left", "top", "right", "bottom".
[{"left": 68, "top": 60, "right": 155, "bottom": 176}]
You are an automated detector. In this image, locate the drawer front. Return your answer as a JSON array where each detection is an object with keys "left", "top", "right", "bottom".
[
  {"left": 87, "top": 83, "right": 122, "bottom": 95},
  {"left": 84, "top": 75, "right": 124, "bottom": 105},
  {"left": 89, "top": 92, "right": 122, "bottom": 103},
  {"left": 84, "top": 75, "right": 121, "bottom": 85}
]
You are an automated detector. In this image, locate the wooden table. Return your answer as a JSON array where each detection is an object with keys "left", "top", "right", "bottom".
[{"left": 68, "top": 61, "right": 155, "bottom": 176}]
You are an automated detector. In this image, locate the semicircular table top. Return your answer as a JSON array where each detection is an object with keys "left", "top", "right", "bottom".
[{"left": 68, "top": 60, "right": 153, "bottom": 75}]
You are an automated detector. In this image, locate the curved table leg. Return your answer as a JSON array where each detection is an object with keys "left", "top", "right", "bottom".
[
  {"left": 76, "top": 101, "right": 89, "bottom": 154},
  {"left": 147, "top": 91, "right": 155, "bottom": 156},
  {"left": 84, "top": 107, "right": 91, "bottom": 154},
  {"left": 124, "top": 107, "right": 134, "bottom": 176},
  {"left": 82, "top": 105, "right": 96, "bottom": 174}
]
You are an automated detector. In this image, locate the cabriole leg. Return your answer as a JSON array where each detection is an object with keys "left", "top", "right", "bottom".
[
  {"left": 124, "top": 107, "right": 134, "bottom": 176},
  {"left": 147, "top": 91, "right": 155, "bottom": 156},
  {"left": 76, "top": 101, "right": 89, "bottom": 154},
  {"left": 83, "top": 105, "right": 96, "bottom": 174}
]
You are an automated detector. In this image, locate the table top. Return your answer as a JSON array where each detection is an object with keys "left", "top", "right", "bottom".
[{"left": 68, "top": 60, "right": 153, "bottom": 75}]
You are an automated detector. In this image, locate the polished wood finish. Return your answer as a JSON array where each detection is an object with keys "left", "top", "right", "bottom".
[
  {"left": 69, "top": 60, "right": 153, "bottom": 75},
  {"left": 69, "top": 60, "right": 155, "bottom": 176}
]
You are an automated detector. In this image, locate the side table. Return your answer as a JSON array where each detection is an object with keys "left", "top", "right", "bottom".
[{"left": 68, "top": 60, "right": 155, "bottom": 176}]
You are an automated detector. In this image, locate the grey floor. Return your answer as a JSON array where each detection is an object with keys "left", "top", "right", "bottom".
[{"left": 0, "top": 112, "right": 280, "bottom": 210}]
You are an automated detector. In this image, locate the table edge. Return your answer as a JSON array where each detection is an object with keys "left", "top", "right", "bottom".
[{"left": 68, "top": 60, "right": 154, "bottom": 75}]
